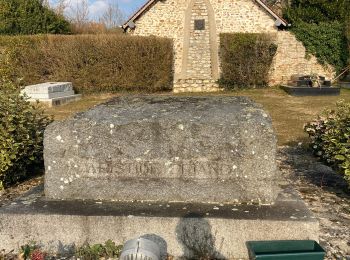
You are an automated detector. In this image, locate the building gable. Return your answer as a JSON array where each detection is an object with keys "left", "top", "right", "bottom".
[{"left": 122, "top": 0, "right": 289, "bottom": 30}]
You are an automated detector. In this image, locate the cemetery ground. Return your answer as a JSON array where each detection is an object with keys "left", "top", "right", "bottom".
[{"left": 1, "top": 87, "right": 349, "bottom": 259}]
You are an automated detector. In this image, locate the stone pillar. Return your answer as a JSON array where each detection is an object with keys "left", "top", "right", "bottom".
[
  {"left": 187, "top": 0, "right": 212, "bottom": 79},
  {"left": 174, "top": 0, "right": 220, "bottom": 93}
]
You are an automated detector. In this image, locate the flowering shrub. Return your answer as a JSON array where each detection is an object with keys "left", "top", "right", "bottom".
[
  {"left": 30, "top": 250, "right": 45, "bottom": 260},
  {"left": 304, "top": 100, "right": 350, "bottom": 186}
]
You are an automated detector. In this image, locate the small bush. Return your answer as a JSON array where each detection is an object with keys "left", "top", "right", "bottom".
[
  {"left": 20, "top": 241, "right": 37, "bottom": 260},
  {"left": 304, "top": 100, "right": 350, "bottom": 186},
  {"left": 219, "top": 33, "right": 277, "bottom": 89},
  {"left": 75, "top": 240, "right": 122, "bottom": 260},
  {"left": 0, "top": 34, "right": 173, "bottom": 93},
  {"left": 0, "top": 80, "right": 52, "bottom": 189}
]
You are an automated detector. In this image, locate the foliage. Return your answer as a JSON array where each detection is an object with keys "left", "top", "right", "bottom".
[
  {"left": 30, "top": 250, "right": 45, "bottom": 260},
  {"left": 219, "top": 33, "right": 277, "bottom": 89},
  {"left": 284, "top": 0, "right": 349, "bottom": 24},
  {"left": 283, "top": 0, "right": 350, "bottom": 73},
  {"left": 289, "top": 21, "right": 348, "bottom": 72},
  {"left": 304, "top": 100, "right": 350, "bottom": 186},
  {"left": 0, "top": 34, "right": 173, "bottom": 93},
  {"left": 0, "top": 0, "right": 71, "bottom": 35},
  {"left": 0, "top": 79, "right": 52, "bottom": 189},
  {"left": 75, "top": 240, "right": 122, "bottom": 260},
  {"left": 346, "top": 17, "right": 350, "bottom": 66},
  {"left": 20, "top": 241, "right": 38, "bottom": 260}
]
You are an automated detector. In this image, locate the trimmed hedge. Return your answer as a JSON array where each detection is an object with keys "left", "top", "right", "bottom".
[
  {"left": 219, "top": 33, "right": 277, "bottom": 89},
  {"left": 304, "top": 100, "right": 350, "bottom": 187},
  {"left": 0, "top": 34, "right": 173, "bottom": 93},
  {"left": 346, "top": 18, "right": 350, "bottom": 66}
]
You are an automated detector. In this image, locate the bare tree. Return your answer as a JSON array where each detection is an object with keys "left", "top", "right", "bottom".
[
  {"left": 66, "top": 0, "right": 90, "bottom": 32},
  {"left": 55, "top": 0, "right": 70, "bottom": 15},
  {"left": 42, "top": 0, "right": 50, "bottom": 7},
  {"left": 100, "top": 0, "right": 126, "bottom": 28}
]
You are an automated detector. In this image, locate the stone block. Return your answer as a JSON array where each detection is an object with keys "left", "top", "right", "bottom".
[
  {"left": 21, "top": 82, "right": 82, "bottom": 107},
  {"left": 0, "top": 185, "right": 319, "bottom": 259},
  {"left": 44, "top": 96, "right": 278, "bottom": 203}
]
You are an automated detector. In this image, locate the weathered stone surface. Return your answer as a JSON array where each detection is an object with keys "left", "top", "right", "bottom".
[
  {"left": 0, "top": 184, "right": 319, "bottom": 259},
  {"left": 44, "top": 96, "right": 278, "bottom": 203},
  {"left": 21, "top": 82, "right": 74, "bottom": 99}
]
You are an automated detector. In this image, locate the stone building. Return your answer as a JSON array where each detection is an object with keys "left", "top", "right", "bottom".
[{"left": 122, "top": 0, "right": 334, "bottom": 92}]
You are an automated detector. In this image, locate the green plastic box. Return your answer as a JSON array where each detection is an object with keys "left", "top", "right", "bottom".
[{"left": 246, "top": 240, "right": 325, "bottom": 260}]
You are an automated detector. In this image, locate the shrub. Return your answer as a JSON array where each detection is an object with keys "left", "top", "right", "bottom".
[
  {"left": 0, "top": 80, "right": 52, "bottom": 189},
  {"left": 346, "top": 18, "right": 350, "bottom": 66},
  {"left": 304, "top": 100, "right": 350, "bottom": 186},
  {"left": 75, "top": 240, "right": 122, "bottom": 260},
  {"left": 219, "top": 33, "right": 277, "bottom": 89},
  {"left": 283, "top": 0, "right": 346, "bottom": 24},
  {"left": 283, "top": 0, "right": 350, "bottom": 73},
  {"left": 0, "top": 0, "right": 71, "bottom": 35},
  {"left": 289, "top": 21, "right": 348, "bottom": 73},
  {"left": 0, "top": 34, "right": 173, "bottom": 93}
]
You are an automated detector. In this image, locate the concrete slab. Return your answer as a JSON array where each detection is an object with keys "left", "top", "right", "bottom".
[
  {"left": 30, "top": 94, "right": 82, "bottom": 107},
  {"left": 21, "top": 82, "right": 82, "bottom": 107},
  {"left": 0, "top": 185, "right": 318, "bottom": 259}
]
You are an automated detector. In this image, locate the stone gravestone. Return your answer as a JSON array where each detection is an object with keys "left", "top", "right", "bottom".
[
  {"left": 0, "top": 96, "right": 318, "bottom": 259},
  {"left": 21, "top": 82, "right": 81, "bottom": 107},
  {"left": 45, "top": 96, "right": 277, "bottom": 204}
]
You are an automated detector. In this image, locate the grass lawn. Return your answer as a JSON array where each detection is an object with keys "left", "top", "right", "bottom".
[{"left": 44, "top": 87, "right": 350, "bottom": 145}]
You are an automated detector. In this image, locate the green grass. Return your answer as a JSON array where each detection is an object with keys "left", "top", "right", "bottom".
[{"left": 44, "top": 87, "right": 350, "bottom": 146}]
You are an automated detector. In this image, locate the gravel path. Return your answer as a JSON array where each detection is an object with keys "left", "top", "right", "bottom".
[
  {"left": 0, "top": 176, "right": 43, "bottom": 208},
  {"left": 278, "top": 146, "right": 350, "bottom": 260}
]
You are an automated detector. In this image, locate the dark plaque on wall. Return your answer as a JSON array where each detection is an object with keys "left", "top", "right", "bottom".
[{"left": 194, "top": 19, "right": 205, "bottom": 30}]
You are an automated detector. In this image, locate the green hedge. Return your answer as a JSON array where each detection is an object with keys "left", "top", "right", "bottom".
[
  {"left": 346, "top": 19, "right": 350, "bottom": 66},
  {"left": 0, "top": 80, "right": 52, "bottom": 189},
  {"left": 0, "top": 34, "right": 173, "bottom": 93},
  {"left": 219, "top": 33, "right": 277, "bottom": 89},
  {"left": 304, "top": 100, "right": 350, "bottom": 187}
]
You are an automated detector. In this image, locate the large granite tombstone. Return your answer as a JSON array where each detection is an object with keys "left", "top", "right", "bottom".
[
  {"left": 0, "top": 96, "right": 319, "bottom": 258},
  {"left": 44, "top": 96, "right": 278, "bottom": 204}
]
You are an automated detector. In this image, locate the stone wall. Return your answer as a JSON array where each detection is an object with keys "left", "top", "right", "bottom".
[
  {"left": 269, "top": 31, "right": 335, "bottom": 85},
  {"left": 212, "top": 0, "right": 277, "bottom": 33},
  {"left": 129, "top": 0, "right": 334, "bottom": 92},
  {"left": 129, "top": 0, "right": 188, "bottom": 81}
]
